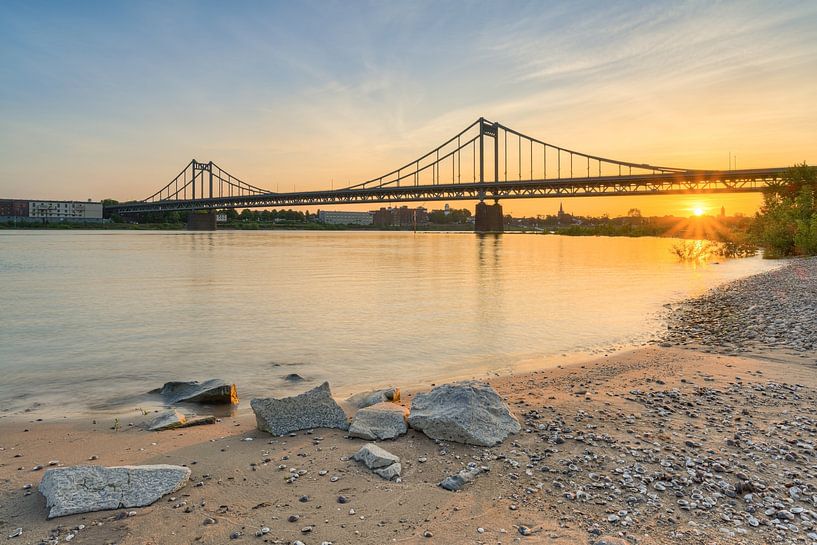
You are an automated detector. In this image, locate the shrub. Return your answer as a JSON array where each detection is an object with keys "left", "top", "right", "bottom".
[{"left": 752, "top": 163, "right": 817, "bottom": 257}]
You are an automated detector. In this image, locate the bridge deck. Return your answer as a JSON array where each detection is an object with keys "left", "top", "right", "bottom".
[{"left": 107, "top": 168, "right": 783, "bottom": 214}]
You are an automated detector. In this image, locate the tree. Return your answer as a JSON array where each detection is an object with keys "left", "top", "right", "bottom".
[{"left": 752, "top": 163, "right": 817, "bottom": 257}]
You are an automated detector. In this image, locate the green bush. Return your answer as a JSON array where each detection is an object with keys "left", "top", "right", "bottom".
[{"left": 752, "top": 163, "right": 817, "bottom": 257}]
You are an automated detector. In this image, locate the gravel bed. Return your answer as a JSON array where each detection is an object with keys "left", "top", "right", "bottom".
[{"left": 661, "top": 257, "right": 817, "bottom": 356}]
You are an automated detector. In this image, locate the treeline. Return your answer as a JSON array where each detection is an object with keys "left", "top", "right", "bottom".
[
  {"left": 427, "top": 208, "right": 471, "bottom": 224},
  {"left": 751, "top": 163, "right": 817, "bottom": 257},
  {"left": 107, "top": 207, "right": 309, "bottom": 224},
  {"left": 556, "top": 223, "right": 666, "bottom": 237}
]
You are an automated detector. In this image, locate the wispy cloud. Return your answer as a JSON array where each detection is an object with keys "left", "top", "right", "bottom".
[{"left": 0, "top": 0, "right": 815, "bottom": 214}]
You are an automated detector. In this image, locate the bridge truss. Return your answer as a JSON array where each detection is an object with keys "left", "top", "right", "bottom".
[{"left": 107, "top": 118, "right": 784, "bottom": 214}]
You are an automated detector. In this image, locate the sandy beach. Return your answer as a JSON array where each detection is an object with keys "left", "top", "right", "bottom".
[{"left": 2, "top": 260, "right": 816, "bottom": 545}]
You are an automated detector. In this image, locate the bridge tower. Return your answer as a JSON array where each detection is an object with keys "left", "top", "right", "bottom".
[
  {"left": 187, "top": 160, "right": 217, "bottom": 230},
  {"left": 475, "top": 118, "right": 504, "bottom": 234}
]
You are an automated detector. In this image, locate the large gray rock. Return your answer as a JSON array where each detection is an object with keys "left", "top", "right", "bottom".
[
  {"left": 150, "top": 379, "right": 238, "bottom": 405},
  {"left": 348, "top": 402, "right": 408, "bottom": 440},
  {"left": 251, "top": 382, "right": 349, "bottom": 435},
  {"left": 407, "top": 381, "right": 520, "bottom": 446},
  {"left": 39, "top": 465, "right": 191, "bottom": 518},
  {"left": 351, "top": 444, "right": 401, "bottom": 481},
  {"left": 345, "top": 387, "right": 400, "bottom": 410}
]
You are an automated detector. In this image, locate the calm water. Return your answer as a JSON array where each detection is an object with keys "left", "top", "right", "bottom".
[{"left": 0, "top": 230, "right": 780, "bottom": 418}]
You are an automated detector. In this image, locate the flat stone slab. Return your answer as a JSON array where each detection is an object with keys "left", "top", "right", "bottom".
[
  {"left": 180, "top": 415, "right": 216, "bottom": 428},
  {"left": 351, "top": 444, "right": 401, "bottom": 481},
  {"left": 39, "top": 465, "right": 191, "bottom": 518},
  {"left": 150, "top": 379, "right": 238, "bottom": 405},
  {"left": 408, "top": 380, "right": 520, "bottom": 446},
  {"left": 251, "top": 381, "right": 349, "bottom": 435},
  {"left": 348, "top": 402, "right": 408, "bottom": 440},
  {"left": 147, "top": 410, "right": 186, "bottom": 431},
  {"left": 345, "top": 387, "right": 400, "bottom": 410}
]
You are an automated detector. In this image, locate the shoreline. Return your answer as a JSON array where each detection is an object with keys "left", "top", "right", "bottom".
[
  {"left": 2, "top": 258, "right": 815, "bottom": 544},
  {"left": 3, "top": 346, "right": 817, "bottom": 544}
]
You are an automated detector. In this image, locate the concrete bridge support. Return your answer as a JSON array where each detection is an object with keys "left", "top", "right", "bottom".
[
  {"left": 186, "top": 211, "right": 217, "bottom": 231},
  {"left": 474, "top": 201, "right": 504, "bottom": 233}
]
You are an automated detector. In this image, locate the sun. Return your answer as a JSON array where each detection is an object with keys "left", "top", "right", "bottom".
[{"left": 693, "top": 207, "right": 704, "bottom": 217}]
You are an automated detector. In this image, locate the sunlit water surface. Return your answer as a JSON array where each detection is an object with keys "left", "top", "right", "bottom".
[{"left": 0, "top": 231, "right": 780, "bottom": 417}]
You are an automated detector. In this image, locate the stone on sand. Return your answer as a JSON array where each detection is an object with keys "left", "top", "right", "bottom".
[
  {"left": 408, "top": 380, "right": 520, "bottom": 446},
  {"left": 150, "top": 379, "right": 238, "bottom": 405},
  {"left": 374, "top": 462, "right": 401, "bottom": 481},
  {"left": 345, "top": 387, "right": 400, "bottom": 410},
  {"left": 351, "top": 443, "right": 401, "bottom": 481},
  {"left": 439, "top": 465, "right": 485, "bottom": 491},
  {"left": 251, "top": 381, "right": 349, "bottom": 435},
  {"left": 39, "top": 465, "right": 191, "bottom": 518},
  {"left": 147, "top": 410, "right": 186, "bottom": 431},
  {"left": 593, "top": 538, "right": 629, "bottom": 545},
  {"left": 348, "top": 402, "right": 408, "bottom": 440}
]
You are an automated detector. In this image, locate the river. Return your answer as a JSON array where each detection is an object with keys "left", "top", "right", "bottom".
[{"left": 0, "top": 230, "right": 781, "bottom": 417}]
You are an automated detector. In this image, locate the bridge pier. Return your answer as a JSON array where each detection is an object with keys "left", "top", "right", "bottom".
[
  {"left": 186, "top": 211, "right": 217, "bottom": 231},
  {"left": 474, "top": 201, "right": 504, "bottom": 234}
]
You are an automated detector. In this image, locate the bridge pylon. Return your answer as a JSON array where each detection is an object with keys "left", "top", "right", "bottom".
[
  {"left": 474, "top": 119, "right": 503, "bottom": 233},
  {"left": 474, "top": 201, "right": 504, "bottom": 234}
]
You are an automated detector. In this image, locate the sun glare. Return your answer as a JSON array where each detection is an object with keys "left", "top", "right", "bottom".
[{"left": 693, "top": 207, "right": 704, "bottom": 217}]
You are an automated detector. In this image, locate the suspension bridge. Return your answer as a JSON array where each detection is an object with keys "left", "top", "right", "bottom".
[{"left": 105, "top": 117, "right": 786, "bottom": 232}]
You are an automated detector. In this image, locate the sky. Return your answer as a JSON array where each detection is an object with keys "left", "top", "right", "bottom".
[{"left": 1, "top": 0, "right": 816, "bottom": 217}]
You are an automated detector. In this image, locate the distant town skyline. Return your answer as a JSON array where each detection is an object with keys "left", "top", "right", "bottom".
[{"left": 1, "top": 1, "right": 815, "bottom": 217}]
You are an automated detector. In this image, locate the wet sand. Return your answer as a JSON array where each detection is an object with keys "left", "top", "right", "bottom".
[{"left": 3, "top": 346, "right": 817, "bottom": 545}]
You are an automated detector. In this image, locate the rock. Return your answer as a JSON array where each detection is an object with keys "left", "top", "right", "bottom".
[
  {"left": 147, "top": 410, "right": 186, "bottom": 431},
  {"left": 150, "top": 379, "right": 238, "bottom": 405},
  {"left": 179, "top": 415, "right": 217, "bottom": 428},
  {"left": 39, "top": 465, "right": 191, "bottom": 518},
  {"left": 251, "top": 382, "right": 349, "bottom": 435},
  {"left": 351, "top": 443, "right": 400, "bottom": 468},
  {"left": 345, "top": 387, "right": 400, "bottom": 410},
  {"left": 351, "top": 443, "right": 401, "bottom": 480},
  {"left": 439, "top": 465, "right": 484, "bottom": 491},
  {"left": 147, "top": 411, "right": 215, "bottom": 431},
  {"left": 407, "top": 381, "right": 521, "bottom": 446},
  {"left": 284, "top": 373, "right": 305, "bottom": 382},
  {"left": 593, "top": 537, "right": 629, "bottom": 545},
  {"left": 348, "top": 402, "right": 408, "bottom": 440},
  {"left": 374, "top": 462, "right": 401, "bottom": 480}
]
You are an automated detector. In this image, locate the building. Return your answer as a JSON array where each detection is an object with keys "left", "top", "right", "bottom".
[
  {"left": 371, "top": 206, "right": 429, "bottom": 228},
  {"left": 317, "top": 210, "right": 373, "bottom": 225},
  {"left": 28, "top": 200, "right": 103, "bottom": 220},
  {"left": 0, "top": 199, "right": 29, "bottom": 217}
]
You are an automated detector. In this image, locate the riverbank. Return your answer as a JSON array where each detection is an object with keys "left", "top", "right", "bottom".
[
  {"left": 2, "top": 259, "right": 815, "bottom": 544},
  {"left": 662, "top": 256, "right": 817, "bottom": 356},
  {"left": 2, "top": 346, "right": 816, "bottom": 545}
]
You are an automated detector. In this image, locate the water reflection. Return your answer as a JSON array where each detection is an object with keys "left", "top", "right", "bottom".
[{"left": 0, "top": 230, "right": 781, "bottom": 417}]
